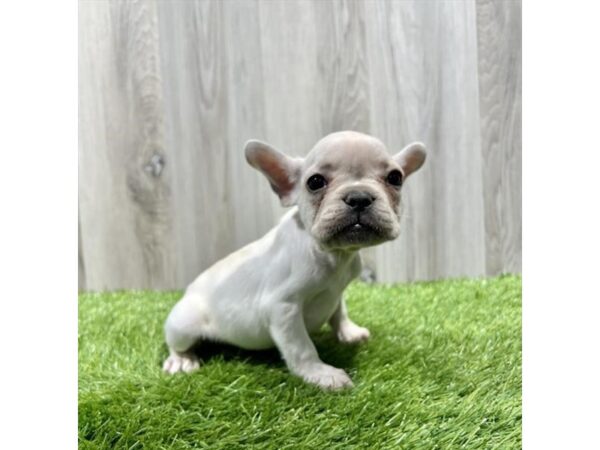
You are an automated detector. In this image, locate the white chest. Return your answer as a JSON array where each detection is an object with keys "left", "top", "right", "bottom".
[
  {"left": 302, "top": 262, "right": 357, "bottom": 333},
  {"left": 303, "top": 289, "right": 343, "bottom": 333}
]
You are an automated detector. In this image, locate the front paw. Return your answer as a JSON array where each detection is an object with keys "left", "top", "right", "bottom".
[
  {"left": 336, "top": 322, "right": 370, "bottom": 344},
  {"left": 299, "top": 363, "right": 354, "bottom": 390},
  {"left": 162, "top": 352, "right": 200, "bottom": 374}
]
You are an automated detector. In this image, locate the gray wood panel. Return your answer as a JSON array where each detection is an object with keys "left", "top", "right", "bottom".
[
  {"left": 79, "top": 0, "right": 522, "bottom": 290},
  {"left": 222, "top": 0, "right": 275, "bottom": 250},
  {"left": 156, "top": 0, "right": 237, "bottom": 287},
  {"left": 476, "top": 0, "right": 522, "bottom": 275},
  {"left": 257, "top": 0, "right": 323, "bottom": 225},
  {"left": 79, "top": 0, "right": 176, "bottom": 290},
  {"left": 78, "top": 213, "right": 85, "bottom": 291}
]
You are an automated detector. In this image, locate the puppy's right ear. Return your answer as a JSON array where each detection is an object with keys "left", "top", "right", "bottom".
[{"left": 244, "top": 140, "right": 304, "bottom": 207}]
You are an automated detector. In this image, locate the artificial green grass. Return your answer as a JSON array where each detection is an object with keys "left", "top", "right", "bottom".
[{"left": 79, "top": 275, "right": 521, "bottom": 449}]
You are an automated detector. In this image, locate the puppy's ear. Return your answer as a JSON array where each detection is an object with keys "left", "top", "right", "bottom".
[
  {"left": 393, "top": 142, "right": 427, "bottom": 178},
  {"left": 244, "top": 140, "right": 304, "bottom": 207}
]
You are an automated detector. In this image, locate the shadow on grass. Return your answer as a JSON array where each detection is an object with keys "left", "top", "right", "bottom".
[
  {"left": 148, "top": 321, "right": 508, "bottom": 402},
  {"left": 158, "top": 329, "right": 362, "bottom": 373}
]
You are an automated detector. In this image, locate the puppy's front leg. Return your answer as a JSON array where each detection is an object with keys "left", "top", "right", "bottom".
[
  {"left": 329, "top": 298, "right": 370, "bottom": 344},
  {"left": 269, "top": 302, "right": 353, "bottom": 390}
]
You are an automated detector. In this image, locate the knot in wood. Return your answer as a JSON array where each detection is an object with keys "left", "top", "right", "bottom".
[{"left": 144, "top": 154, "right": 165, "bottom": 177}]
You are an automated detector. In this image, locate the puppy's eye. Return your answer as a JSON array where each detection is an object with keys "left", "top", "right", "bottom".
[
  {"left": 306, "top": 174, "right": 327, "bottom": 192},
  {"left": 386, "top": 169, "right": 403, "bottom": 187}
]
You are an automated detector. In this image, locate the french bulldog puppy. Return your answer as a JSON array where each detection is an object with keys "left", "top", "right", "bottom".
[{"left": 163, "top": 131, "right": 426, "bottom": 389}]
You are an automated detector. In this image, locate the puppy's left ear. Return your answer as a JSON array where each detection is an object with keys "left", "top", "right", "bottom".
[
  {"left": 244, "top": 140, "right": 304, "bottom": 207},
  {"left": 393, "top": 142, "right": 427, "bottom": 178}
]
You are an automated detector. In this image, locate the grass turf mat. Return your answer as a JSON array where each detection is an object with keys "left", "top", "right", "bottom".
[{"left": 79, "top": 275, "right": 521, "bottom": 449}]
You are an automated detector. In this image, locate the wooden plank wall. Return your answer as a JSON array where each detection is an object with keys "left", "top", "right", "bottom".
[
  {"left": 476, "top": 0, "right": 522, "bottom": 275},
  {"left": 79, "top": 0, "right": 522, "bottom": 290}
]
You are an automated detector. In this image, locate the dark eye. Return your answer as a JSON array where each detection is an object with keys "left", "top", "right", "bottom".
[
  {"left": 306, "top": 174, "right": 327, "bottom": 192},
  {"left": 386, "top": 169, "right": 403, "bottom": 186}
]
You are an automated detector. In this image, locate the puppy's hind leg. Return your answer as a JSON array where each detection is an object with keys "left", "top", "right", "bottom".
[{"left": 162, "top": 294, "right": 212, "bottom": 375}]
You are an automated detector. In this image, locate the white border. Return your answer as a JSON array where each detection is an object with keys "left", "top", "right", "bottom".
[
  {"left": 1, "top": 1, "right": 599, "bottom": 448},
  {"left": 0, "top": 1, "right": 77, "bottom": 449},
  {"left": 523, "top": 1, "right": 600, "bottom": 448}
]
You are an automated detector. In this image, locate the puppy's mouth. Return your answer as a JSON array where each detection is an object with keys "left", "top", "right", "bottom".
[
  {"left": 325, "top": 214, "right": 387, "bottom": 249},
  {"left": 337, "top": 221, "right": 377, "bottom": 238}
]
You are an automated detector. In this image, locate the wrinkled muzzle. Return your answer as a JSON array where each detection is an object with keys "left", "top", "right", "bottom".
[{"left": 311, "top": 187, "right": 401, "bottom": 250}]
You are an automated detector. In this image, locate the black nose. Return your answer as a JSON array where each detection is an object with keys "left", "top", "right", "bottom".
[{"left": 343, "top": 191, "right": 374, "bottom": 211}]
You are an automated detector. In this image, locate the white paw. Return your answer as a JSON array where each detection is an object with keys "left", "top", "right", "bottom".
[
  {"left": 300, "top": 363, "right": 354, "bottom": 390},
  {"left": 162, "top": 352, "right": 200, "bottom": 374},
  {"left": 336, "top": 323, "right": 370, "bottom": 344}
]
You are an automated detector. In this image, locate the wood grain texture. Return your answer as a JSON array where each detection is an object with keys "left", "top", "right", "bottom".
[
  {"left": 313, "top": 0, "right": 371, "bottom": 135},
  {"left": 257, "top": 0, "right": 323, "bottom": 223},
  {"left": 79, "top": 0, "right": 176, "bottom": 290},
  {"left": 476, "top": 0, "right": 522, "bottom": 275},
  {"left": 222, "top": 0, "right": 275, "bottom": 250},
  {"left": 157, "top": 0, "right": 238, "bottom": 287},
  {"left": 79, "top": 0, "right": 521, "bottom": 290}
]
